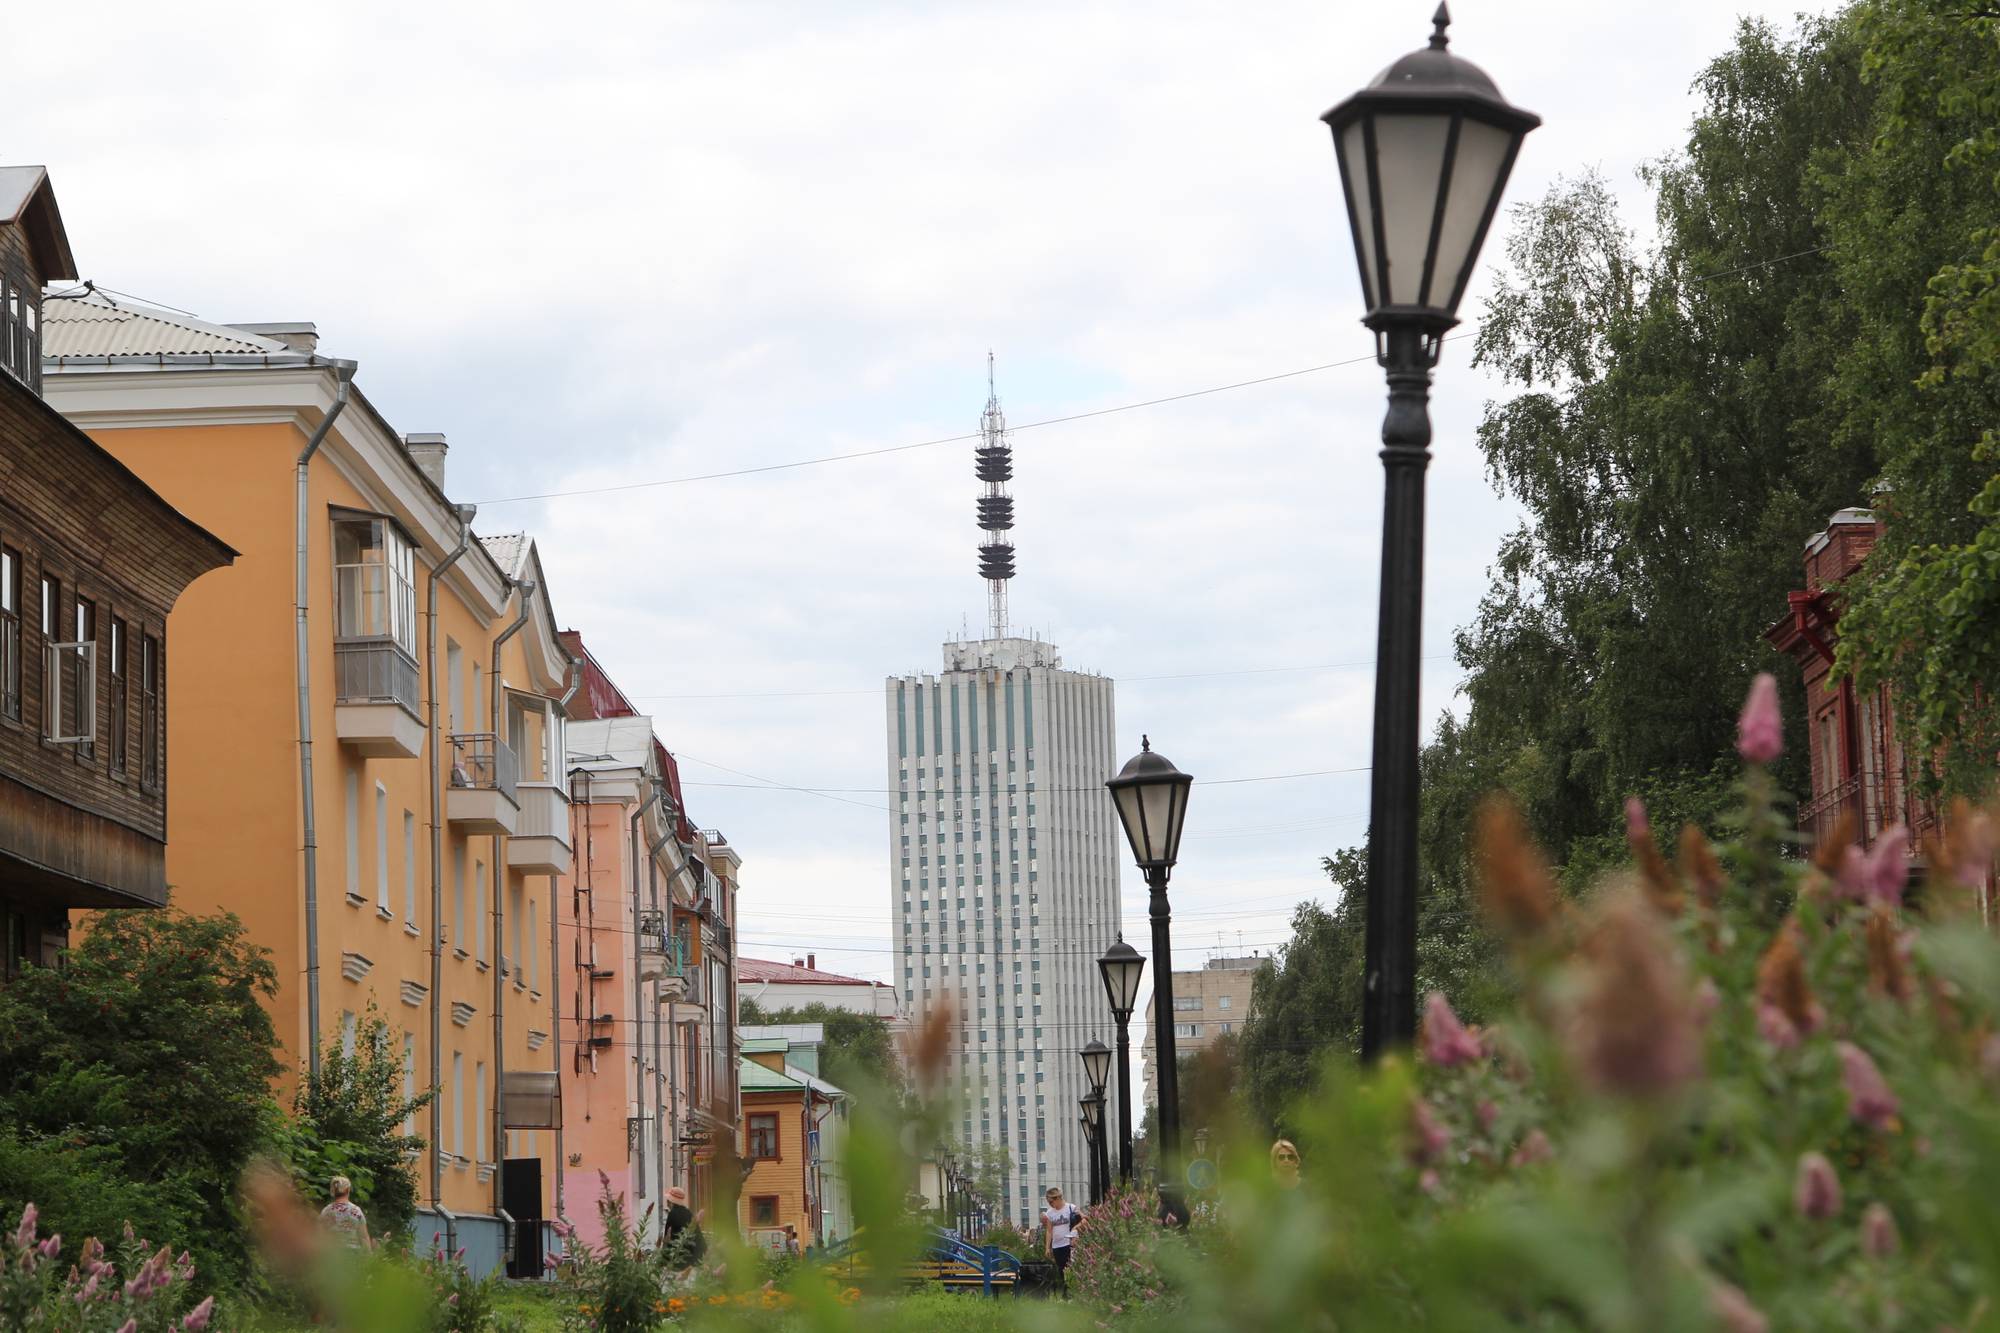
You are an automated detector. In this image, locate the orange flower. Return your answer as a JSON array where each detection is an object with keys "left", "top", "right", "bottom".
[{"left": 667, "top": 1297, "right": 687, "bottom": 1314}]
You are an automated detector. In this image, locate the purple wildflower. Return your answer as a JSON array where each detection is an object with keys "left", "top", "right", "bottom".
[
  {"left": 12, "top": 1204, "right": 36, "bottom": 1251},
  {"left": 1838, "top": 1042, "right": 1900, "bottom": 1131},
  {"left": 1863, "top": 828, "right": 1909, "bottom": 907},
  {"left": 1736, "top": 673, "right": 1782, "bottom": 765},
  {"left": 182, "top": 1295, "right": 215, "bottom": 1331},
  {"left": 1793, "top": 1152, "right": 1841, "bottom": 1220},
  {"left": 1710, "top": 1280, "right": 1768, "bottom": 1333},
  {"left": 1860, "top": 1202, "right": 1900, "bottom": 1258},
  {"left": 1420, "top": 991, "right": 1484, "bottom": 1068}
]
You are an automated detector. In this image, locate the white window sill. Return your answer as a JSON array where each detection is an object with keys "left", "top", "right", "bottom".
[
  {"left": 476, "top": 959, "right": 490, "bottom": 972},
  {"left": 345, "top": 893, "right": 367, "bottom": 907},
  {"left": 376, "top": 905, "right": 394, "bottom": 921},
  {"left": 404, "top": 922, "right": 421, "bottom": 937},
  {"left": 454, "top": 948, "right": 469, "bottom": 961}
]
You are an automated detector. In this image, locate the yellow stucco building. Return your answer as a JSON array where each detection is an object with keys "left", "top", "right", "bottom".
[{"left": 42, "top": 295, "right": 574, "bottom": 1275}]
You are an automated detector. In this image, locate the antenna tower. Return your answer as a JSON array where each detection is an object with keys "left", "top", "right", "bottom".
[{"left": 975, "top": 352, "right": 1015, "bottom": 640}]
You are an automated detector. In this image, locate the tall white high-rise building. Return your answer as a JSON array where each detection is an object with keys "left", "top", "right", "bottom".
[{"left": 885, "top": 364, "right": 1121, "bottom": 1226}]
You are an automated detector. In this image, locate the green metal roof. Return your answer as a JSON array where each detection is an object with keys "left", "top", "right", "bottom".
[
  {"left": 739, "top": 1056, "right": 806, "bottom": 1092},
  {"left": 741, "top": 1037, "right": 790, "bottom": 1054}
]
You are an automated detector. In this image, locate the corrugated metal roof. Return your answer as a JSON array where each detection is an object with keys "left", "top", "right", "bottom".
[
  {"left": 738, "top": 957, "right": 887, "bottom": 987},
  {"left": 741, "top": 1037, "right": 790, "bottom": 1054},
  {"left": 43, "top": 293, "right": 289, "bottom": 357},
  {"left": 739, "top": 1056, "right": 805, "bottom": 1093},
  {"left": 479, "top": 532, "right": 529, "bottom": 579}
]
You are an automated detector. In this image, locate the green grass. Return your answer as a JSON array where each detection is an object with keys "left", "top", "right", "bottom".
[{"left": 492, "top": 1279, "right": 567, "bottom": 1331}]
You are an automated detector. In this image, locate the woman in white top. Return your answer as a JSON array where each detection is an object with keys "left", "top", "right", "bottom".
[{"left": 1041, "top": 1186, "right": 1081, "bottom": 1293}]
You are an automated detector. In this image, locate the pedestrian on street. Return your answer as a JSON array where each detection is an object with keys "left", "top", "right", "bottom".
[
  {"left": 317, "top": 1176, "right": 372, "bottom": 1252},
  {"left": 1042, "top": 1186, "right": 1080, "bottom": 1296}
]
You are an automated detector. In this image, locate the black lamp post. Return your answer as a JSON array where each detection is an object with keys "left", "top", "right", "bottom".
[
  {"left": 1107, "top": 737, "right": 1193, "bottom": 1222},
  {"left": 1080, "top": 1038, "right": 1112, "bottom": 1201},
  {"left": 1097, "top": 938, "right": 1144, "bottom": 1185},
  {"left": 1320, "top": 3, "right": 1539, "bottom": 1061},
  {"left": 1081, "top": 1090, "right": 1108, "bottom": 1204}
]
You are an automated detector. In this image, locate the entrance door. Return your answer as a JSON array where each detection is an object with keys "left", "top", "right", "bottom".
[{"left": 501, "top": 1158, "right": 543, "bottom": 1279}]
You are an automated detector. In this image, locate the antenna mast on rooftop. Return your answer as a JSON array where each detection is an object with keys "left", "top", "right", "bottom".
[{"left": 975, "top": 352, "right": 1015, "bottom": 640}]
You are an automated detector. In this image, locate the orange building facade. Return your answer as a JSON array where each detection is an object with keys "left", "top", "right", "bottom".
[{"left": 42, "top": 297, "right": 575, "bottom": 1276}]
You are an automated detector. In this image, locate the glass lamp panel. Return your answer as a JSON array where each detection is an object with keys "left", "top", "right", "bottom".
[
  {"left": 1082, "top": 1043, "right": 1112, "bottom": 1091},
  {"left": 1159, "top": 778, "right": 1191, "bottom": 866},
  {"left": 1367, "top": 113, "right": 1453, "bottom": 308},
  {"left": 1335, "top": 120, "right": 1379, "bottom": 310},
  {"left": 1099, "top": 952, "right": 1144, "bottom": 1015},
  {"left": 1111, "top": 782, "right": 1151, "bottom": 865},
  {"left": 1428, "top": 117, "right": 1515, "bottom": 314},
  {"left": 1082, "top": 1096, "right": 1103, "bottom": 1130},
  {"left": 1134, "top": 778, "right": 1183, "bottom": 866}
]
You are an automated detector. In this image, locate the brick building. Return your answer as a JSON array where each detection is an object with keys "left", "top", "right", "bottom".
[
  {"left": 1766, "top": 507, "right": 1938, "bottom": 855},
  {"left": 0, "top": 165, "right": 233, "bottom": 974},
  {"left": 1141, "top": 954, "right": 1263, "bottom": 1113}
]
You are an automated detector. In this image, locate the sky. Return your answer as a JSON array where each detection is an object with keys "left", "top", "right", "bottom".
[{"left": 17, "top": 0, "right": 1840, "bottom": 1057}]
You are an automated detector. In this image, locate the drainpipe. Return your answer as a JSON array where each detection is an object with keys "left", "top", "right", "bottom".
[
  {"left": 490, "top": 580, "right": 535, "bottom": 1223},
  {"left": 648, "top": 825, "right": 677, "bottom": 1207},
  {"left": 426, "top": 504, "right": 478, "bottom": 1213},
  {"left": 627, "top": 781, "right": 665, "bottom": 1220},
  {"left": 550, "top": 658, "right": 582, "bottom": 1224},
  {"left": 295, "top": 359, "right": 357, "bottom": 1080}
]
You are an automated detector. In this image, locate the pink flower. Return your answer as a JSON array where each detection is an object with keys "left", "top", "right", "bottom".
[
  {"left": 1476, "top": 1100, "right": 1499, "bottom": 1131},
  {"left": 1833, "top": 845, "right": 1869, "bottom": 901},
  {"left": 1509, "top": 1128, "right": 1553, "bottom": 1167},
  {"left": 12, "top": 1203, "right": 36, "bottom": 1250},
  {"left": 1863, "top": 828, "right": 1909, "bottom": 907},
  {"left": 1860, "top": 1202, "right": 1899, "bottom": 1258},
  {"left": 1710, "top": 1280, "right": 1768, "bottom": 1333},
  {"left": 1736, "top": 673, "right": 1782, "bottom": 764},
  {"left": 1838, "top": 1042, "right": 1899, "bottom": 1131},
  {"left": 1410, "top": 1096, "right": 1451, "bottom": 1165},
  {"left": 1756, "top": 1002, "right": 1800, "bottom": 1050},
  {"left": 37, "top": 1234, "right": 60, "bottom": 1259},
  {"left": 1417, "top": 1169, "right": 1442, "bottom": 1196},
  {"left": 1420, "top": 992, "right": 1484, "bottom": 1068},
  {"left": 182, "top": 1295, "right": 215, "bottom": 1331},
  {"left": 116, "top": 1322, "right": 137, "bottom": 1333},
  {"left": 1624, "top": 797, "right": 1650, "bottom": 843},
  {"left": 1793, "top": 1152, "right": 1841, "bottom": 1220}
]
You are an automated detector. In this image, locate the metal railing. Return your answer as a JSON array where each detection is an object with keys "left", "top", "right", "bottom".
[
  {"left": 334, "top": 639, "right": 420, "bottom": 715},
  {"left": 449, "top": 732, "right": 518, "bottom": 800},
  {"left": 1799, "top": 769, "right": 1936, "bottom": 852},
  {"left": 637, "top": 911, "right": 688, "bottom": 979}
]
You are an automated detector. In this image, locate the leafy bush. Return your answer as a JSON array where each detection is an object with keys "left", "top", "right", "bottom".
[
  {"left": 972, "top": 1223, "right": 1035, "bottom": 1259},
  {"left": 555, "top": 1176, "right": 671, "bottom": 1333},
  {"left": 0, "top": 1202, "right": 213, "bottom": 1332},
  {"left": 283, "top": 1010, "right": 431, "bottom": 1239},
  {"left": 410, "top": 1241, "right": 511, "bottom": 1333},
  {"left": 1066, "top": 1184, "right": 1203, "bottom": 1316}
]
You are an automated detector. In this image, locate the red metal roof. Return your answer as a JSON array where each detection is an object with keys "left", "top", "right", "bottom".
[{"left": 738, "top": 956, "right": 892, "bottom": 988}]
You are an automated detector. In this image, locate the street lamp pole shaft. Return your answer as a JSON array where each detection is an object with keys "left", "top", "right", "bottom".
[
  {"left": 1146, "top": 865, "right": 1185, "bottom": 1219},
  {"left": 1094, "top": 1119, "right": 1111, "bottom": 1204},
  {"left": 1114, "top": 1019, "right": 1134, "bottom": 1185},
  {"left": 1361, "top": 323, "right": 1434, "bottom": 1062}
]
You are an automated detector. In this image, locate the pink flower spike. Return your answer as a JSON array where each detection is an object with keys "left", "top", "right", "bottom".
[
  {"left": 1864, "top": 827, "right": 1909, "bottom": 907},
  {"left": 1410, "top": 1096, "right": 1451, "bottom": 1164},
  {"left": 1756, "top": 1002, "right": 1800, "bottom": 1050},
  {"left": 1737, "top": 673, "right": 1783, "bottom": 765},
  {"left": 1834, "top": 845, "right": 1869, "bottom": 901},
  {"left": 1420, "top": 992, "right": 1484, "bottom": 1068},
  {"left": 116, "top": 1322, "right": 136, "bottom": 1333},
  {"left": 1860, "top": 1202, "right": 1900, "bottom": 1258},
  {"left": 1838, "top": 1042, "right": 1900, "bottom": 1131},
  {"left": 13, "top": 1203, "right": 36, "bottom": 1250},
  {"left": 1624, "top": 797, "right": 1650, "bottom": 842},
  {"left": 183, "top": 1295, "right": 215, "bottom": 1331},
  {"left": 37, "top": 1235, "right": 60, "bottom": 1259},
  {"left": 1509, "top": 1128, "right": 1553, "bottom": 1167},
  {"left": 1710, "top": 1280, "right": 1769, "bottom": 1333},
  {"left": 1793, "top": 1152, "right": 1841, "bottom": 1220}
]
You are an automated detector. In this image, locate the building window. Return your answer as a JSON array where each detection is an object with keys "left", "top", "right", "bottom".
[
  {"left": 1218, "top": 995, "right": 1232, "bottom": 1010},
  {"left": 403, "top": 811, "right": 417, "bottom": 923},
  {"left": 451, "top": 1052, "right": 465, "bottom": 1157},
  {"left": 108, "top": 619, "right": 126, "bottom": 771},
  {"left": 331, "top": 517, "right": 417, "bottom": 653},
  {"left": 452, "top": 847, "right": 467, "bottom": 953},
  {"left": 1172, "top": 996, "right": 1200, "bottom": 1012},
  {"left": 748, "top": 1113, "right": 780, "bottom": 1160},
  {"left": 71, "top": 599, "right": 95, "bottom": 754},
  {"left": 41, "top": 578, "right": 94, "bottom": 746},
  {"left": 402, "top": 1035, "right": 417, "bottom": 1134},
  {"left": 749, "top": 1195, "right": 779, "bottom": 1228},
  {"left": 374, "top": 783, "right": 390, "bottom": 911},
  {"left": 1174, "top": 1023, "right": 1200, "bottom": 1039},
  {"left": 140, "top": 635, "right": 160, "bottom": 787},
  {"left": 0, "top": 548, "right": 19, "bottom": 721},
  {"left": 475, "top": 1061, "right": 488, "bottom": 1161},
  {"left": 344, "top": 770, "right": 361, "bottom": 902}
]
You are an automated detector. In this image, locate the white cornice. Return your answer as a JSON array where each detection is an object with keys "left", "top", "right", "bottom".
[{"left": 44, "top": 364, "right": 510, "bottom": 618}]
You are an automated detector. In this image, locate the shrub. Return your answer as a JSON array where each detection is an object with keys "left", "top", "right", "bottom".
[
  {"left": 283, "top": 1011, "right": 431, "bottom": 1240},
  {"left": 0, "top": 1202, "right": 212, "bottom": 1332},
  {"left": 973, "top": 1223, "right": 1036, "bottom": 1258},
  {"left": 555, "top": 1176, "right": 671, "bottom": 1333},
  {"left": 1066, "top": 1184, "right": 1202, "bottom": 1316}
]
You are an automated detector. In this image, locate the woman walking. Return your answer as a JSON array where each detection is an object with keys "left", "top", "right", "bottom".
[
  {"left": 317, "top": 1176, "right": 372, "bottom": 1252},
  {"left": 1041, "top": 1186, "right": 1080, "bottom": 1295}
]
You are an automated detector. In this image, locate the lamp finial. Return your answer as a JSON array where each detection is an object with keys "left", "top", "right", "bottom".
[
  {"left": 1429, "top": 2, "right": 1451, "bottom": 49},
  {"left": 1140, "top": 734, "right": 1151, "bottom": 752}
]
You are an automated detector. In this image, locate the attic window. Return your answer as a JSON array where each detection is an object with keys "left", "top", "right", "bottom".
[{"left": 0, "top": 272, "right": 37, "bottom": 393}]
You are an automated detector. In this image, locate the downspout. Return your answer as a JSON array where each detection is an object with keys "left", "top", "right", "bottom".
[
  {"left": 550, "top": 658, "right": 583, "bottom": 1224},
  {"left": 295, "top": 359, "right": 357, "bottom": 1081},
  {"left": 656, "top": 824, "right": 688, "bottom": 1200},
  {"left": 627, "top": 780, "right": 665, "bottom": 1218},
  {"left": 490, "top": 579, "right": 535, "bottom": 1224},
  {"left": 426, "top": 503, "right": 477, "bottom": 1216}
]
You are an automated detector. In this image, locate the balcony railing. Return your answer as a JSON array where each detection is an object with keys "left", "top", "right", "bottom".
[
  {"left": 507, "top": 781, "right": 572, "bottom": 875},
  {"left": 335, "top": 640, "right": 420, "bottom": 715},
  {"left": 637, "top": 911, "right": 689, "bottom": 984},
  {"left": 450, "top": 732, "right": 518, "bottom": 800},
  {"left": 1800, "top": 769, "right": 1936, "bottom": 852}
]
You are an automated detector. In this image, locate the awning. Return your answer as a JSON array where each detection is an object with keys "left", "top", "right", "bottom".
[{"left": 501, "top": 1070, "right": 561, "bottom": 1129}]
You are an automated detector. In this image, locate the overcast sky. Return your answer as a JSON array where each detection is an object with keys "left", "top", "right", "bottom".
[{"left": 20, "top": 0, "right": 1838, "bottom": 1038}]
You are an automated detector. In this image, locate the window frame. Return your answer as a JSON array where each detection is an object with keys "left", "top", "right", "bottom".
[
  {"left": 749, "top": 1195, "right": 779, "bottom": 1228},
  {"left": 108, "top": 617, "right": 127, "bottom": 773},
  {"left": 0, "top": 547, "right": 18, "bottom": 723},
  {"left": 139, "top": 632, "right": 161, "bottom": 790},
  {"left": 747, "top": 1112, "right": 781, "bottom": 1161}
]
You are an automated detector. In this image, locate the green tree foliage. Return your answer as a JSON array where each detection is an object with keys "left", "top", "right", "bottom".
[
  {"left": 281, "top": 1010, "right": 433, "bottom": 1238},
  {"left": 737, "top": 999, "right": 905, "bottom": 1104},
  {"left": 1825, "top": 1, "right": 2000, "bottom": 789},
  {"left": 0, "top": 909, "right": 281, "bottom": 1285}
]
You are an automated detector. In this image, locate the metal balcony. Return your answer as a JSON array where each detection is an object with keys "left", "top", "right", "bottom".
[
  {"left": 507, "top": 782, "right": 572, "bottom": 875},
  {"left": 447, "top": 732, "right": 519, "bottom": 835},
  {"left": 333, "top": 640, "right": 423, "bottom": 758},
  {"left": 637, "top": 911, "right": 690, "bottom": 997}
]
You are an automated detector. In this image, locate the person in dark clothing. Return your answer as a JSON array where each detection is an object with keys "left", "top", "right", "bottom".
[{"left": 664, "top": 1186, "right": 703, "bottom": 1264}]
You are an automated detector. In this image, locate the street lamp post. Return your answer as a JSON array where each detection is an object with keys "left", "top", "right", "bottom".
[
  {"left": 1080, "top": 1039, "right": 1112, "bottom": 1202},
  {"left": 1320, "top": 2, "right": 1539, "bottom": 1061},
  {"left": 1107, "top": 737, "right": 1193, "bottom": 1223},
  {"left": 1097, "top": 938, "right": 1145, "bottom": 1185},
  {"left": 1081, "top": 1090, "right": 1108, "bottom": 1204}
]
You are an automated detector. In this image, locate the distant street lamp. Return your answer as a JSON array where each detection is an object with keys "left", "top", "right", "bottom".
[
  {"left": 1080, "top": 1090, "right": 1108, "bottom": 1204},
  {"left": 1080, "top": 1038, "right": 1112, "bottom": 1201},
  {"left": 1193, "top": 1126, "right": 1210, "bottom": 1160},
  {"left": 1107, "top": 736, "right": 1193, "bottom": 1222},
  {"left": 1097, "top": 938, "right": 1145, "bottom": 1185},
  {"left": 1320, "top": 2, "right": 1539, "bottom": 1060}
]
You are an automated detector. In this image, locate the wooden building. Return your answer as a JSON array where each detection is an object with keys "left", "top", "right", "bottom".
[{"left": 0, "top": 166, "right": 234, "bottom": 974}]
